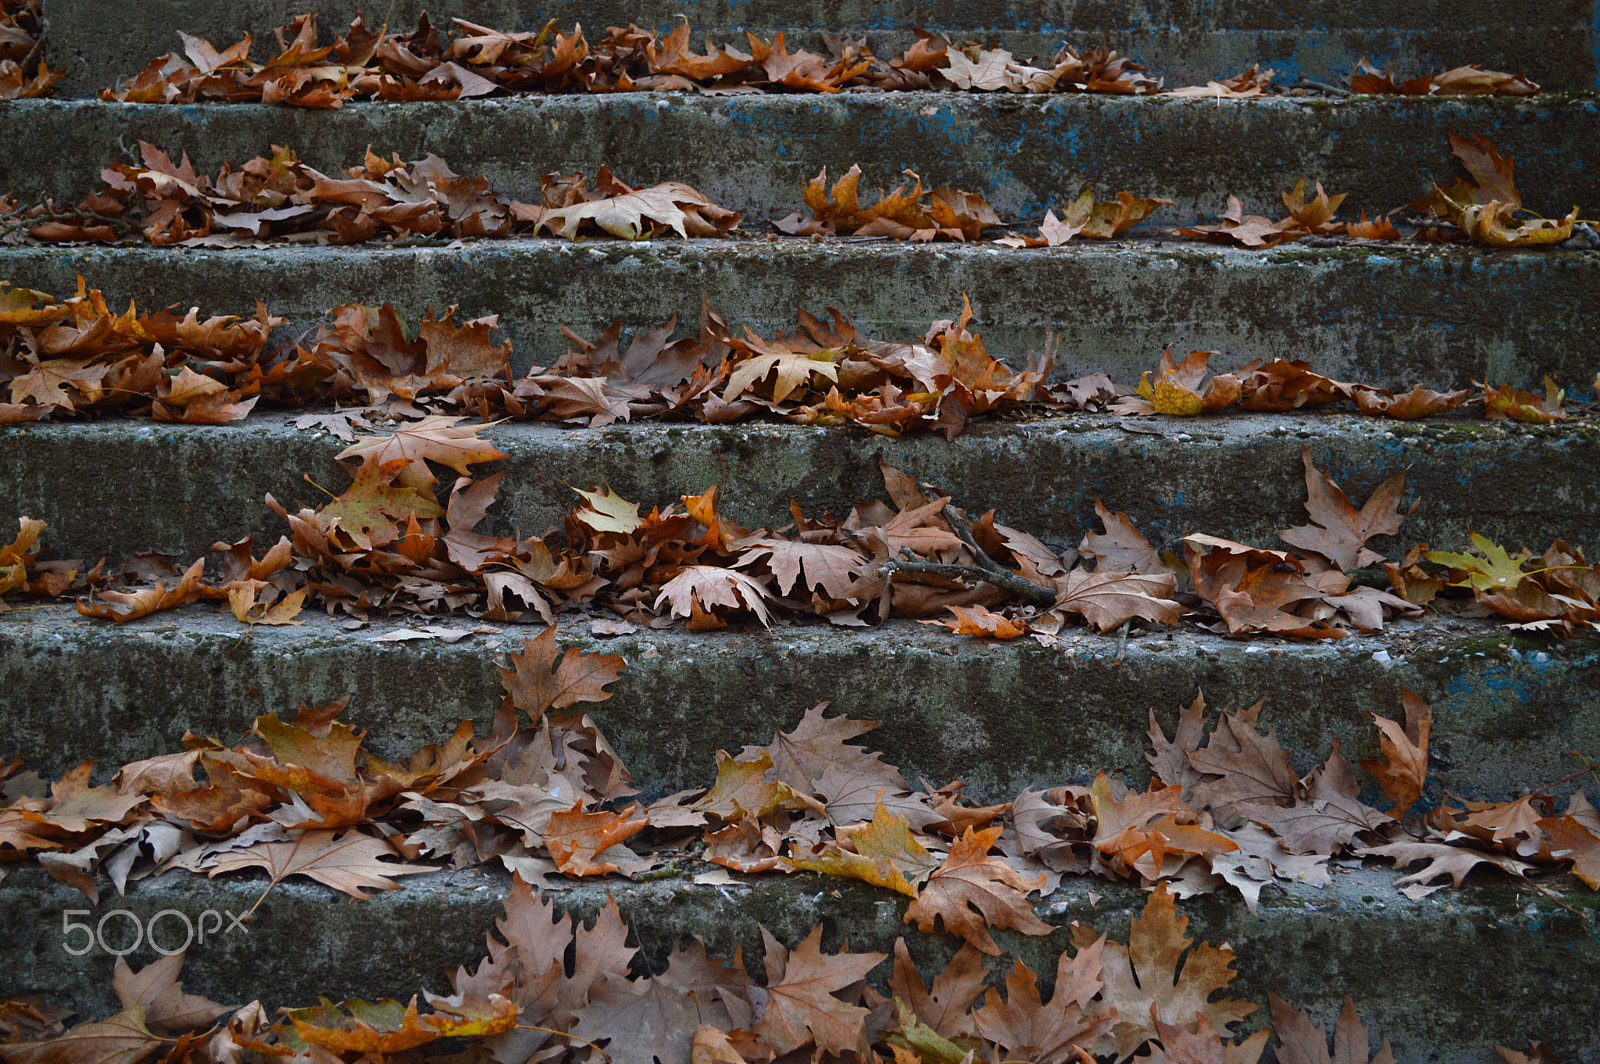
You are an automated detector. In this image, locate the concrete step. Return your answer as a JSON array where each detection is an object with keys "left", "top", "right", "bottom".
[
  {"left": 2, "top": 96, "right": 1595, "bottom": 226},
  {"left": 41, "top": 0, "right": 1599, "bottom": 96},
  {"left": 2, "top": 241, "right": 1595, "bottom": 392},
  {"left": 3, "top": 412, "right": 1595, "bottom": 564},
  {"left": 3, "top": 863, "right": 1595, "bottom": 1062},
  {"left": 3, "top": 605, "right": 1596, "bottom": 801}
]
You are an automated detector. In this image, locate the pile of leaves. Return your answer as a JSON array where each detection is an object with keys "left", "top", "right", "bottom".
[
  {"left": 3, "top": 411, "right": 1595, "bottom": 636},
  {"left": 0, "top": 0, "right": 57, "bottom": 99},
  {"left": 6, "top": 278, "right": 1586, "bottom": 434},
  {"left": 0, "top": 279, "right": 281, "bottom": 425},
  {"left": 1350, "top": 58, "right": 1539, "bottom": 96},
  {"left": 0, "top": 884, "right": 1467, "bottom": 1064},
  {"left": 2, "top": 143, "right": 738, "bottom": 247},
  {"left": 1, "top": 624, "right": 1596, "bottom": 1060},
  {"left": 5, "top": 131, "right": 1585, "bottom": 252},
  {"left": 1113, "top": 347, "right": 1568, "bottom": 424},
  {"left": 100, "top": 12, "right": 1169, "bottom": 105}
]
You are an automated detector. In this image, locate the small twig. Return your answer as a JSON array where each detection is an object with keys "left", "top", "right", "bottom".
[
  {"left": 1289, "top": 79, "right": 1352, "bottom": 97},
  {"left": 938, "top": 501, "right": 1058, "bottom": 606}
]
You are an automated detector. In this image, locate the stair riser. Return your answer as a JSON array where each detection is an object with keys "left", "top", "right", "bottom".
[
  {"left": 3, "top": 611, "right": 1596, "bottom": 802},
  {"left": 3, "top": 867, "right": 1596, "bottom": 1062},
  {"left": 3, "top": 243, "right": 1596, "bottom": 393},
  {"left": 3, "top": 98, "right": 1595, "bottom": 223},
  {"left": 41, "top": 0, "right": 1599, "bottom": 95},
  {"left": 3, "top": 417, "right": 1595, "bottom": 563}
]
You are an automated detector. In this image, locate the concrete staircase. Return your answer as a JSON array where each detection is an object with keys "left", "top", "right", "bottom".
[{"left": 2, "top": 1, "right": 1599, "bottom": 1060}]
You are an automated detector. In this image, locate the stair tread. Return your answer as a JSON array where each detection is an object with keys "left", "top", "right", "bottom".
[
  {"left": 5, "top": 410, "right": 1595, "bottom": 561},
  {"left": 4, "top": 239, "right": 1596, "bottom": 394},
  {"left": 40, "top": 0, "right": 1599, "bottom": 95},
  {"left": 4, "top": 604, "right": 1595, "bottom": 800},
  {"left": 3, "top": 861, "right": 1595, "bottom": 1061},
  {"left": 3, "top": 95, "right": 1595, "bottom": 221}
]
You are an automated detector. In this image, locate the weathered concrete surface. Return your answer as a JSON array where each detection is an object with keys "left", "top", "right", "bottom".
[
  {"left": 2, "top": 606, "right": 1596, "bottom": 804},
  {"left": 2, "top": 413, "right": 1596, "bottom": 563},
  {"left": 41, "top": 0, "right": 1600, "bottom": 95},
  {"left": 2, "top": 96, "right": 1596, "bottom": 224},
  {"left": 2, "top": 864, "right": 1596, "bottom": 1063},
  {"left": 3, "top": 241, "right": 1596, "bottom": 391}
]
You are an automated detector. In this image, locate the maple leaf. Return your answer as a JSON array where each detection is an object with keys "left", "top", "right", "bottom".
[
  {"left": 1166, "top": 64, "right": 1276, "bottom": 98},
  {"left": 1355, "top": 839, "right": 1535, "bottom": 898},
  {"left": 1187, "top": 709, "right": 1299, "bottom": 812},
  {"left": 570, "top": 484, "right": 644, "bottom": 536},
  {"left": 693, "top": 750, "right": 817, "bottom": 822},
  {"left": 1073, "top": 883, "right": 1255, "bottom": 1061},
  {"left": 655, "top": 565, "right": 774, "bottom": 628},
  {"left": 200, "top": 828, "right": 432, "bottom": 899},
  {"left": 1268, "top": 993, "right": 1396, "bottom": 1064},
  {"left": 734, "top": 536, "right": 867, "bottom": 598},
  {"left": 1081, "top": 501, "right": 1167, "bottom": 575},
  {"left": 543, "top": 801, "right": 649, "bottom": 875},
  {"left": 0, "top": 1007, "right": 166, "bottom": 1064},
  {"left": 496, "top": 626, "right": 625, "bottom": 721},
  {"left": 289, "top": 995, "right": 518, "bottom": 1054},
  {"left": 1540, "top": 800, "right": 1600, "bottom": 888},
  {"left": 1481, "top": 377, "right": 1566, "bottom": 423},
  {"left": 315, "top": 456, "right": 444, "bottom": 549},
  {"left": 1145, "top": 1012, "right": 1272, "bottom": 1064},
  {"left": 970, "top": 935, "right": 1115, "bottom": 1064},
  {"left": 1497, "top": 1044, "right": 1565, "bottom": 1064},
  {"left": 76, "top": 557, "right": 209, "bottom": 622},
  {"left": 1360, "top": 689, "right": 1430, "bottom": 819},
  {"left": 753, "top": 925, "right": 884, "bottom": 1056},
  {"left": 1425, "top": 533, "right": 1533, "bottom": 594},
  {"left": 930, "top": 602, "right": 1029, "bottom": 638},
  {"left": 887, "top": 937, "right": 988, "bottom": 1041},
  {"left": 1238, "top": 750, "right": 1391, "bottom": 854},
  {"left": 744, "top": 703, "right": 903, "bottom": 794},
  {"left": 787, "top": 801, "right": 937, "bottom": 896},
  {"left": 1120, "top": 349, "right": 1242, "bottom": 416},
  {"left": 1176, "top": 197, "right": 1296, "bottom": 249},
  {"left": 721, "top": 329, "right": 845, "bottom": 404},
  {"left": 904, "top": 825, "right": 1051, "bottom": 955},
  {"left": 111, "top": 952, "right": 231, "bottom": 1034},
  {"left": 535, "top": 168, "right": 737, "bottom": 240},
  {"left": 1052, "top": 570, "right": 1183, "bottom": 632},
  {"left": 1350, "top": 384, "right": 1469, "bottom": 419},
  {"left": 1412, "top": 132, "right": 1578, "bottom": 246},
  {"left": 336, "top": 415, "right": 508, "bottom": 492}
]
